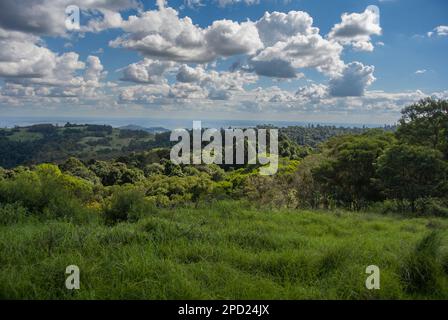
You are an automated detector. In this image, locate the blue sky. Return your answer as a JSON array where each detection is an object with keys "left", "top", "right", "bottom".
[{"left": 0, "top": 0, "right": 447, "bottom": 124}]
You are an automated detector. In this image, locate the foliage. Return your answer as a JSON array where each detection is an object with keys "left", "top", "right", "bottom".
[
  {"left": 59, "top": 157, "right": 100, "bottom": 184},
  {"left": 88, "top": 160, "right": 145, "bottom": 186},
  {"left": 103, "top": 186, "right": 152, "bottom": 224},
  {"left": 397, "top": 98, "right": 448, "bottom": 158},
  {"left": 0, "top": 124, "right": 168, "bottom": 168},
  {"left": 375, "top": 144, "right": 448, "bottom": 210},
  {"left": 290, "top": 154, "right": 326, "bottom": 209},
  {"left": 0, "top": 203, "right": 28, "bottom": 226},
  {"left": 144, "top": 174, "right": 213, "bottom": 206},
  {"left": 414, "top": 198, "right": 448, "bottom": 217},
  {"left": 0, "top": 164, "right": 94, "bottom": 220},
  {"left": 244, "top": 175, "right": 298, "bottom": 209},
  {"left": 144, "top": 163, "right": 165, "bottom": 177},
  {"left": 312, "top": 130, "right": 395, "bottom": 209}
]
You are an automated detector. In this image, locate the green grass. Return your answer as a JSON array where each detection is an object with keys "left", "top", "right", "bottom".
[{"left": 1, "top": 201, "right": 447, "bottom": 299}]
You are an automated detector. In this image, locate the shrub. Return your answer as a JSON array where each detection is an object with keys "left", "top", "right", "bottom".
[
  {"left": 0, "top": 164, "right": 94, "bottom": 221},
  {"left": 182, "top": 166, "right": 201, "bottom": 176},
  {"left": 244, "top": 175, "right": 297, "bottom": 208},
  {"left": 89, "top": 161, "right": 144, "bottom": 185},
  {"left": 59, "top": 157, "right": 100, "bottom": 184},
  {"left": 103, "top": 186, "right": 153, "bottom": 224},
  {"left": 0, "top": 169, "right": 41, "bottom": 210},
  {"left": 144, "top": 174, "right": 213, "bottom": 207},
  {"left": 376, "top": 144, "right": 448, "bottom": 211},
  {"left": 195, "top": 164, "right": 225, "bottom": 181},
  {"left": 144, "top": 163, "right": 164, "bottom": 177},
  {"left": 43, "top": 196, "right": 95, "bottom": 224},
  {"left": 414, "top": 198, "right": 448, "bottom": 217},
  {"left": 0, "top": 203, "right": 28, "bottom": 226},
  {"left": 370, "top": 198, "right": 448, "bottom": 217},
  {"left": 367, "top": 199, "right": 408, "bottom": 215}
]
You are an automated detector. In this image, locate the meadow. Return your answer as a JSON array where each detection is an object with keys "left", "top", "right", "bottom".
[{"left": 1, "top": 201, "right": 447, "bottom": 300}]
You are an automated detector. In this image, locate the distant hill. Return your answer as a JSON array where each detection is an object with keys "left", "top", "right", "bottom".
[
  {"left": 0, "top": 123, "right": 172, "bottom": 168},
  {"left": 0, "top": 122, "right": 394, "bottom": 168},
  {"left": 119, "top": 125, "right": 169, "bottom": 134}
]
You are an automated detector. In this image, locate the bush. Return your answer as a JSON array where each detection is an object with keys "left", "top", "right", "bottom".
[
  {"left": 244, "top": 175, "right": 298, "bottom": 209},
  {"left": 415, "top": 198, "right": 448, "bottom": 217},
  {"left": 144, "top": 175, "right": 213, "bottom": 207},
  {"left": 43, "top": 197, "right": 96, "bottom": 224},
  {"left": 0, "top": 203, "right": 28, "bottom": 226},
  {"left": 59, "top": 157, "right": 100, "bottom": 184},
  {"left": 144, "top": 163, "right": 164, "bottom": 177},
  {"left": 367, "top": 199, "right": 408, "bottom": 215},
  {"left": 376, "top": 144, "right": 448, "bottom": 210},
  {"left": 0, "top": 164, "right": 94, "bottom": 221},
  {"left": 369, "top": 198, "right": 448, "bottom": 217},
  {"left": 103, "top": 187, "right": 153, "bottom": 224}
]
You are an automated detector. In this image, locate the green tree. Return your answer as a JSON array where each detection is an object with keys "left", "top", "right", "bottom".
[
  {"left": 375, "top": 144, "right": 448, "bottom": 211},
  {"left": 397, "top": 98, "right": 448, "bottom": 158},
  {"left": 0, "top": 164, "right": 94, "bottom": 219},
  {"left": 292, "top": 154, "right": 326, "bottom": 209},
  {"left": 313, "top": 130, "right": 395, "bottom": 209},
  {"left": 144, "top": 163, "right": 165, "bottom": 177},
  {"left": 88, "top": 161, "right": 144, "bottom": 185},
  {"left": 60, "top": 157, "right": 99, "bottom": 184},
  {"left": 161, "top": 159, "right": 184, "bottom": 177}
]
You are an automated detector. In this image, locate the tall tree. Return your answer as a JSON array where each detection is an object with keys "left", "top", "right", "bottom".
[
  {"left": 375, "top": 144, "right": 448, "bottom": 211},
  {"left": 397, "top": 98, "right": 448, "bottom": 158},
  {"left": 313, "top": 130, "right": 395, "bottom": 210}
]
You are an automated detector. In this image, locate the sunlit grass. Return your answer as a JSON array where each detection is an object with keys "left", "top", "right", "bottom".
[{"left": 0, "top": 201, "right": 447, "bottom": 299}]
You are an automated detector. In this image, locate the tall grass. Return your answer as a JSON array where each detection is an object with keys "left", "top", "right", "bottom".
[
  {"left": 400, "top": 232, "right": 446, "bottom": 296},
  {"left": 0, "top": 201, "right": 447, "bottom": 299}
]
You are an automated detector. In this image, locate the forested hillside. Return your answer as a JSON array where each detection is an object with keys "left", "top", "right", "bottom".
[
  {"left": 0, "top": 121, "right": 383, "bottom": 169},
  {"left": 0, "top": 123, "right": 172, "bottom": 168}
]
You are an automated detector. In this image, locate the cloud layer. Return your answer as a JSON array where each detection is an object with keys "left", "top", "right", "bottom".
[{"left": 0, "top": 1, "right": 441, "bottom": 124}]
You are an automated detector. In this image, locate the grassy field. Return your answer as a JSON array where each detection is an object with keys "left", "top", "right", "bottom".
[{"left": 1, "top": 201, "right": 447, "bottom": 299}]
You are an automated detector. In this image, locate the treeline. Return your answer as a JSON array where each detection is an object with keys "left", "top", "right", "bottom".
[
  {"left": 0, "top": 121, "right": 373, "bottom": 169},
  {"left": 280, "top": 124, "right": 396, "bottom": 148},
  {"left": 246, "top": 98, "right": 448, "bottom": 215}
]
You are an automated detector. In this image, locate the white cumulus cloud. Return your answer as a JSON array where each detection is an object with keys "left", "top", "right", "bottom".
[
  {"left": 328, "top": 6, "right": 382, "bottom": 52},
  {"left": 329, "top": 62, "right": 376, "bottom": 97}
]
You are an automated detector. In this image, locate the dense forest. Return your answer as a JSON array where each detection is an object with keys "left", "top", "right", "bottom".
[{"left": 1, "top": 98, "right": 448, "bottom": 299}]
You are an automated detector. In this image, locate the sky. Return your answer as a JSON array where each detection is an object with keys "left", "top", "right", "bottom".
[{"left": 0, "top": 0, "right": 447, "bottom": 125}]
